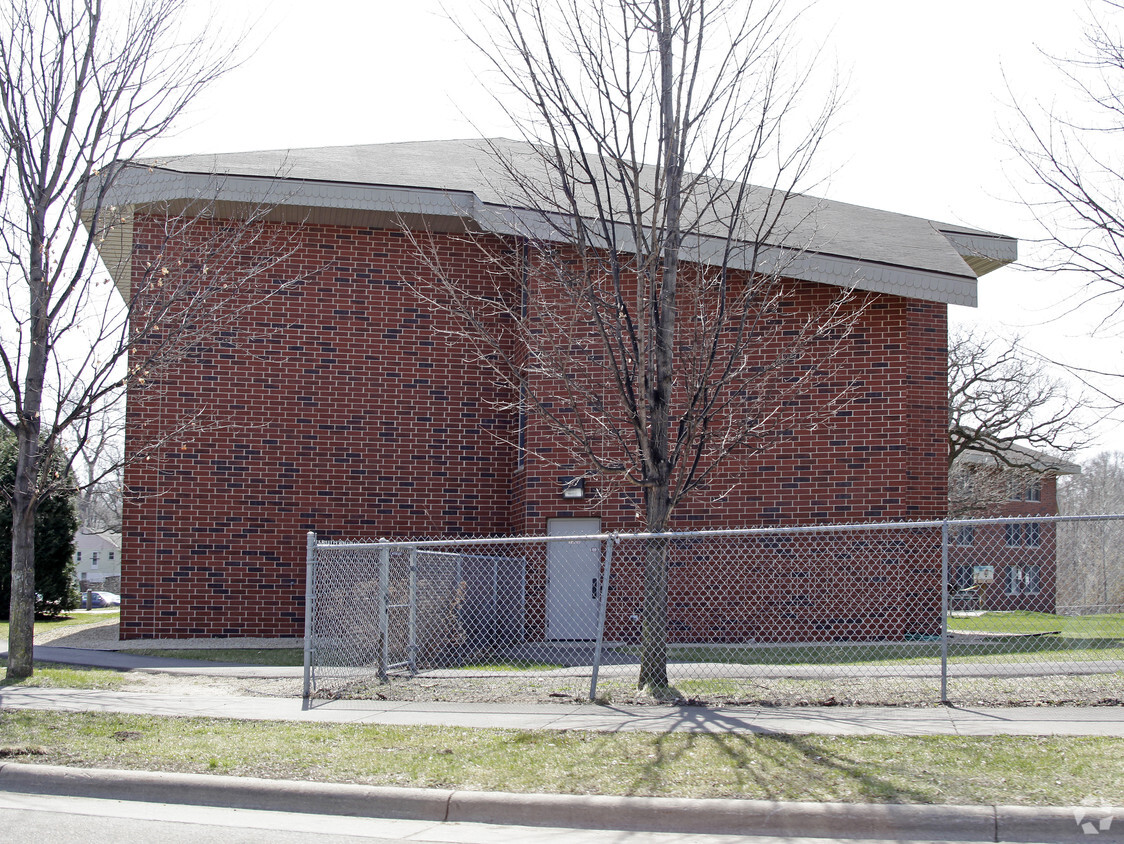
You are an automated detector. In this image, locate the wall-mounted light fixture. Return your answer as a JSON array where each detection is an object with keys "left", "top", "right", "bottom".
[{"left": 561, "top": 477, "right": 585, "bottom": 499}]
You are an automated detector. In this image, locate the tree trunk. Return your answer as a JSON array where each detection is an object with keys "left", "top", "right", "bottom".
[
  {"left": 7, "top": 451, "right": 38, "bottom": 679},
  {"left": 638, "top": 487, "right": 672, "bottom": 691},
  {"left": 7, "top": 202, "right": 48, "bottom": 680},
  {"left": 636, "top": 0, "right": 680, "bottom": 695}
]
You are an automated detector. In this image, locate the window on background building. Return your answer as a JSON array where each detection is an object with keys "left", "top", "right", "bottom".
[
  {"left": 957, "top": 525, "right": 975, "bottom": 546},
  {"left": 1004, "top": 522, "right": 1041, "bottom": 547},
  {"left": 952, "top": 467, "right": 975, "bottom": 497},
  {"left": 954, "top": 565, "right": 974, "bottom": 590},
  {"left": 1008, "top": 477, "right": 1043, "bottom": 502},
  {"left": 519, "top": 240, "right": 530, "bottom": 320},
  {"left": 1005, "top": 523, "right": 1022, "bottom": 546},
  {"left": 109, "top": 551, "right": 115, "bottom": 561},
  {"left": 1007, "top": 565, "right": 1041, "bottom": 594},
  {"left": 76, "top": 551, "right": 82, "bottom": 561},
  {"left": 91, "top": 551, "right": 99, "bottom": 568}
]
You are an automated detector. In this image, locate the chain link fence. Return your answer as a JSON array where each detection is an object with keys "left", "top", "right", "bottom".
[{"left": 303, "top": 515, "right": 1124, "bottom": 706}]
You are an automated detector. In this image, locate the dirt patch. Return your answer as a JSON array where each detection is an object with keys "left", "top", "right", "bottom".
[
  {"left": 34, "top": 619, "right": 1124, "bottom": 708},
  {"left": 34, "top": 616, "right": 121, "bottom": 647}
]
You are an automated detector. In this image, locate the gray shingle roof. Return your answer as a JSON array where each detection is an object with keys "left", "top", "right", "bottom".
[{"left": 93, "top": 138, "right": 1016, "bottom": 306}]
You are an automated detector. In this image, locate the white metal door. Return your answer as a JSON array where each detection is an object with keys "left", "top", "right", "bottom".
[{"left": 546, "top": 518, "right": 602, "bottom": 640}]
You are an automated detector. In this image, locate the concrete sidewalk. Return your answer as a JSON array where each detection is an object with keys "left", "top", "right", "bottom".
[
  {"left": 1, "top": 684, "right": 1122, "bottom": 735},
  {"left": 3, "top": 645, "right": 1122, "bottom": 842},
  {"left": 3, "top": 644, "right": 1122, "bottom": 735},
  {"left": 0, "top": 762, "right": 1119, "bottom": 843}
]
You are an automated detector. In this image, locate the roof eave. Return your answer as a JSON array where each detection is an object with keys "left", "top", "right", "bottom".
[
  {"left": 938, "top": 228, "right": 1018, "bottom": 278},
  {"left": 87, "top": 165, "right": 982, "bottom": 307}
]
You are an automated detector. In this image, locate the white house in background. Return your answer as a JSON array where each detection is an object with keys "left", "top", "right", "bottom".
[{"left": 73, "top": 530, "right": 122, "bottom": 590}]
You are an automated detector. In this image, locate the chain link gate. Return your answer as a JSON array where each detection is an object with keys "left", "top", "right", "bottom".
[{"left": 303, "top": 516, "right": 1124, "bottom": 705}]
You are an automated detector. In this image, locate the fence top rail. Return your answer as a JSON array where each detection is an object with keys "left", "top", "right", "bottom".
[{"left": 311, "top": 512, "right": 1124, "bottom": 551}]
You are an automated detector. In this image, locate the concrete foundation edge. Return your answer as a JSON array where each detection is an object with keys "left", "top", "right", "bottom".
[{"left": 0, "top": 762, "right": 1118, "bottom": 842}]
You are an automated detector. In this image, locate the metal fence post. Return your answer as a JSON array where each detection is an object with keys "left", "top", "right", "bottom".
[
  {"left": 589, "top": 535, "right": 615, "bottom": 702},
  {"left": 492, "top": 553, "right": 499, "bottom": 649},
  {"left": 378, "top": 540, "right": 390, "bottom": 683},
  {"left": 940, "top": 520, "right": 950, "bottom": 704},
  {"left": 408, "top": 545, "right": 418, "bottom": 674},
  {"left": 302, "top": 531, "right": 317, "bottom": 700},
  {"left": 296, "top": 516, "right": 1124, "bottom": 706}
]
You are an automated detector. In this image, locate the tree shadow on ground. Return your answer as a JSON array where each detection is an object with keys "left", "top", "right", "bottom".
[{"left": 626, "top": 706, "right": 943, "bottom": 805}]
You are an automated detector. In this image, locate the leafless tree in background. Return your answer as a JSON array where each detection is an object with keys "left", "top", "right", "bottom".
[
  {"left": 1058, "top": 451, "right": 1124, "bottom": 610},
  {"left": 1011, "top": 0, "right": 1124, "bottom": 393},
  {"left": 0, "top": 0, "right": 297, "bottom": 679},
  {"left": 68, "top": 399, "right": 123, "bottom": 532},
  {"left": 947, "top": 328, "right": 1089, "bottom": 515},
  {"left": 414, "top": 0, "right": 856, "bottom": 692}
]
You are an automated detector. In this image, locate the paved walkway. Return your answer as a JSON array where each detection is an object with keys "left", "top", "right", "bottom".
[
  {"left": 3, "top": 644, "right": 1123, "bottom": 841},
  {"left": 1, "top": 684, "right": 1123, "bottom": 736},
  {"left": 1, "top": 644, "right": 1120, "bottom": 735}
]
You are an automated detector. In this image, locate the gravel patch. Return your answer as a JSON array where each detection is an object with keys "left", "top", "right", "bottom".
[
  {"left": 307, "top": 670, "right": 1124, "bottom": 708},
  {"left": 33, "top": 616, "right": 121, "bottom": 647}
]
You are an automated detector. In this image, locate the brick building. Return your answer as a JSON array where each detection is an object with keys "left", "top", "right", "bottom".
[
  {"left": 90, "top": 139, "right": 1016, "bottom": 640},
  {"left": 949, "top": 444, "right": 1080, "bottom": 613}
]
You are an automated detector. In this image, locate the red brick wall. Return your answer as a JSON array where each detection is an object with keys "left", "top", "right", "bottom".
[
  {"left": 512, "top": 289, "right": 949, "bottom": 643},
  {"left": 121, "top": 218, "right": 518, "bottom": 639},
  {"left": 511, "top": 293, "right": 948, "bottom": 531},
  {"left": 121, "top": 215, "right": 949, "bottom": 639},
  {"left": 949, "top": 475, "right": 1060, "bottom": 614}
]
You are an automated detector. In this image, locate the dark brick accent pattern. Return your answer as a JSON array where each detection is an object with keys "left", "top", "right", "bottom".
[{"left": 121, "top": 216, "right": 949, "bottom": 640}]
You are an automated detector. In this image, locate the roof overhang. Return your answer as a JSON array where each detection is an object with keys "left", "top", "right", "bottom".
[
  {"left": 937, "top": 226, "right": 1019, "bottom": 278},
  {"left": 84, "top": 162, "right": 1016, "bottom": 307},
  {"left": 953, "top": 431, "right": 1082, "bottom": 476}
]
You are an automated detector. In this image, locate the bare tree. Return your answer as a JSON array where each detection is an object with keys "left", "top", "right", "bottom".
[
  {"left": 1011, "top": 0, "right": 1124, "bottom": 343},
  {"left": 949, "top": 328, "right": 1088, "bottom": 448},
  {"left": 413, "top": 0, "right": 856, "bottom": 692},
  {"left": 947, "top": 328, "right": 1088, "bottom": 516},
  {"left": 0, "top": 0, "right": 295, "bottom": 679},
  {"left": 1057, "top": 451, "right": 1124, "bottom": 610},
  {"left": 68, "top": 398, "right": 123, "bottom": 532}
]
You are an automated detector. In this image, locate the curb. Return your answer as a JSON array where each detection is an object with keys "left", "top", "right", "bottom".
[{"left": 0, "top": 763, "right": 1118, "bottom": 842}]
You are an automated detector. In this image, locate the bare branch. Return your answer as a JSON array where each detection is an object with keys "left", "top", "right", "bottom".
[
  {"left": 416, "top": 0, "right": 849, "bottom": 691},
  {"left": 1008, "top": 0, "right": 1124, "bottom": 342},
  {"left": 0, "top": 0, "right": 299, "bottom": 681},
  {"left": 947, "top": 327, "right": 1089, "bottom": 515},
  {"left": 948, "top": 327, "right": 1092, "bottom": 468}
]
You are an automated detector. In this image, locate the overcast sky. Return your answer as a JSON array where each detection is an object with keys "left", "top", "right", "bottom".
[{"left": 152, "top": 0, "right": 1121, "bottom": 456}]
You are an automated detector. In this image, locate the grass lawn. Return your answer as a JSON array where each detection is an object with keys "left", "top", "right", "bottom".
[
  {"left": 0, "top": 710, "right": 1118, "bottom": 806},
  {"left": 7, "top": 609, "right": 1118, "bottom": 674},
  {"left": 948, "top": 611, "right": 1124, "bottom": 637},
  {"left": 603, "top": 611, "right": 1124, "bottom": 667},
  {"left": 120, "top": 610, "right": 1124, "bottom": 670},
  {"left": 459, "top": 661, "right": 567, "bottom": 672},
  {"left": 0, "top": 610, "right": 119, "bottom": 645},
  {"left": 0, "top": 663, "right": 126, "bottom": 690},
  {"left": 642, "top": 638, "right": 1124, "bottom": 667}
]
